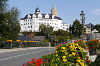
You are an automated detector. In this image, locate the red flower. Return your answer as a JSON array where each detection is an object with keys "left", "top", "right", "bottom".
[
  {"left": 35, "top": 58, "right": 43, "bottom": 66},
  {"left": 89, "top": 49, "right": 90, "bottom": 51},
  {"left": 80, "top": 57, "right": 82, "bottom": 59},
  {"left": 30, "top": 61, "right": 33, "bottom": 64},
  {"left": 32, "top": 58, "right": 35, "bottom": 61},
  {"left": 23, "top": 63, "right": 26, "bottom": 66},
  {"left": 30, "top": 61, "right": 35, "bottom": 64},
  {"left": 27, "top": 62, "right": 29, "bottom": 66}
]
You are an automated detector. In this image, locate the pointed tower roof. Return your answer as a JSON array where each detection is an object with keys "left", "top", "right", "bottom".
[
  {"left": 35, "top": 6, "right": 40, "bottom": 14},
  {"left": 53, "top": 4, "right": 56, "bottom": 9}
]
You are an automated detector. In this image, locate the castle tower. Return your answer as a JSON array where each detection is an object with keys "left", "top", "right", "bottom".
[
  {"left": 51, "top": 4, "right": 58, "bottom": 16},
  {"left": 35, "top": 6, "right": 40, "bottom": 14}
]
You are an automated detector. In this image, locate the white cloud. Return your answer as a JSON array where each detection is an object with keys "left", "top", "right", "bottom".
[{"left": 93, "top": 9, "right": 100, "bottom": 15}]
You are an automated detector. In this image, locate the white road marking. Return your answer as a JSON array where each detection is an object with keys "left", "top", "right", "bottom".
[{"left": 0, "top": 49, "right": 51, "bottom": 61}]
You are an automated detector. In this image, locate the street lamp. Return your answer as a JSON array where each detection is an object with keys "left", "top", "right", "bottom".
[{"left": 80, "top": 11, "right": 85, "bottom": 41}]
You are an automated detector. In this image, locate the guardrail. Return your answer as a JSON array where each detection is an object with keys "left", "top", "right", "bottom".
[{"left": 0, "top": 41, "right": 49, "bottom": 49}]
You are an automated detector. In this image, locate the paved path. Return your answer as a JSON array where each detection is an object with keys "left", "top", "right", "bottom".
[{"left": 0, "top": 47, "right": 55, "bottom": 66}]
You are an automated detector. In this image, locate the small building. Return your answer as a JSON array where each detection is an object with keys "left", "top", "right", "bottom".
[
  {"left": 84, "top": 23, "right": 94, "bottom": 34},
  {"left": 92, "top": 29, "right": 98, "bottom": 33}
]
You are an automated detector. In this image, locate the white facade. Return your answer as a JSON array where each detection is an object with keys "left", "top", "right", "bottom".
[
  {"left": 92, "top": 29, "right": 98, "bottom": 33},
  {"left": 20, "top": 6, "right": 69, "bottom": 32},
  {"left": 84, "top": 25, "right": 91, "bottom": 34}
]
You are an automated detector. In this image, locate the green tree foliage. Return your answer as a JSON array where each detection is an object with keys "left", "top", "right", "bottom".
[
  {"left": 52, "top": 29, "right": 70, "bottom": 43},
  {"left": 0, "top": 0, "right": 20, "bottom": 40},
  {"left": 71, "top": 19, "right": 82, "bottom": 37},
  {"left": 39, "top": 24, "right": 53, "bottom": 37},
  {"left": 94, "top": 24, "right": 100, "bottom": 33}
]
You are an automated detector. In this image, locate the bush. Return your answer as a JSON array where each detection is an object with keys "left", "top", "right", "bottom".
[{"left": 55, "top": 42, "right": 90, "bottom": 66}]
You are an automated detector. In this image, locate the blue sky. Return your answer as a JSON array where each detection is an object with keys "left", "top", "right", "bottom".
[{"left": 8, "top": 0, "right": 100, "bottom": 25}]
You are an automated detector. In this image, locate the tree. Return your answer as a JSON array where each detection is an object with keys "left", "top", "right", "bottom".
[
  {"left": 52, "top": 29, "right": 70, "bottom": 43},
  {"left": 94, "top": 24, "right": 100, "bottom": 33},
  {"left": 71, "top": 19, "right": 82, "bottom": 37},
  {"left": 39, "top": 24, "right": 53, "bottom": 37},
  {"left": 0, "top": 0, "right": 20, "bottom": 40}
]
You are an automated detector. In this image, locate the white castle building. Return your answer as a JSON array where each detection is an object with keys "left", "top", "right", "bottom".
[{"left": 20, "top": 4, "right": 69, "bottom": 32}]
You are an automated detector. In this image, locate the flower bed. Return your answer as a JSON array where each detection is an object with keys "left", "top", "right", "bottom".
[{"left": 24, "top": 40, "right": 92, "bottom": 66}]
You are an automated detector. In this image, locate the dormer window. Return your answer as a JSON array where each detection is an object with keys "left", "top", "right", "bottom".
[
  {"left": 27, "top": 15, "right": 31, "bottom": 19},
  {"left": 52, "top": 15, "right": 54, "bottom": 19},
  {"left": 32, "top": 14, "right": 36, "bottom": 18},
  {"left": 45, "top": 14, "right": 49, "bottom": 18}
]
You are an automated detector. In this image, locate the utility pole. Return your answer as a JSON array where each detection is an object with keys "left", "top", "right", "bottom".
[{"left": 80, "top": 11, "right": 85, "bottom": 41}]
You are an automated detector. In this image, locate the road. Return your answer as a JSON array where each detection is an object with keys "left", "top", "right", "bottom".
[{"left": 0, "top": 47, "right": 55, "bottom": 66}]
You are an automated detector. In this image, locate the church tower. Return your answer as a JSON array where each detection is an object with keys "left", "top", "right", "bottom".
[{"left": 51, "top": 4, "right": 58, "bottom": 16}]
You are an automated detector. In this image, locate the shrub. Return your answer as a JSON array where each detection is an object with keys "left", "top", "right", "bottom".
[{"left": 55, "top": 42, "right": 91, "bottom": 66}]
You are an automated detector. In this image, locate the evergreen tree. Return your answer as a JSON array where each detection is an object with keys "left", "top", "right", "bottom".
[{"left": 71, "top": 19, "right": 82, "bottom": 37}]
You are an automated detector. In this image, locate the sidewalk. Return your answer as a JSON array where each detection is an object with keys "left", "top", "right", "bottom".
[{"left": 0, "top": 47, "right": 55, "bottom": 53}]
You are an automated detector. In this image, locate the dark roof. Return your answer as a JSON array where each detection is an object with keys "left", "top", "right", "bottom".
[
  {"left": 85, "top": 23, "right": 94, "bottom": 28},
  {"left": 35, "top": 7, "right": 40, "bottom": 13},
  {"left": 20, "top": 13, "right": 62, "bottom": 20}
]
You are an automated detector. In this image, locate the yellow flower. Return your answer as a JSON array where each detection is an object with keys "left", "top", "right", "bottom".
[
  {"left": 61, "top": 47, "right": 66, "bottom": 50},
  {"left": 80, "top": 62, "right": 86, "bottom": 66},
  {"left": 77, "top": 59, "right": 81, "bottom": 62},
  {"left": 58, "top": 58, "right": 60, "bottom": 60},
  {"left": 65, "top": 52, "right": 68, "bottom": 55},
  {"left": 82, "top": 60, "right": 84, "bottom": 62},
  {"left": 83, "top": 41, "right": 86, "bottom": 43},
  {"left": 72, "top": 52, "right": 76, "bottom": 56},
  {"left": 75, "top": 47, "right": 77, "bottom": 49},
  {"left": 69, "top": 54, "right": 72, "bottom": 56},
  {"left": 67, "top": 62, "right": 70, "bottom": 63},
  {"left": 73, "top": 50, "right": 77, "bottom": 52},
  {"left": 61, "top": 50, "right": 64, "bottom": 52},
  {"left": 55, "top": 51, "right": 57, "bottom": 53},
  {"left": 62, "top": 56, "right": 66, "bottom": 59},
  {"left": 16, "top": 40, "right": 21, "bottom": 43},
  {"left": 63, "top": 59, "right": 67, "bottom": 62},
  {"left": 56, "top": 54, "right": 58, "bottom": 56},
  {"left": 28, "top": 40, "right": 32, "bottom": 42},
  {"left": 66, "top": 44, "right": 68, "bottom": 46},
  {"left": 76, "top": 63, "right": 79, "bottom": 65},
  {"left": 23, "top": 40, "right": 27, "bottom": 42}
]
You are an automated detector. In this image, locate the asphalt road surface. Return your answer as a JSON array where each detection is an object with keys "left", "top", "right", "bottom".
[{"left": 0, "top": 47, "right": 55, "bottom": 66}]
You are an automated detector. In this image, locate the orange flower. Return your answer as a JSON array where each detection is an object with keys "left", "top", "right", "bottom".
[{"left": 6, "top": 40, "right": 12, "bottom": 42}]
